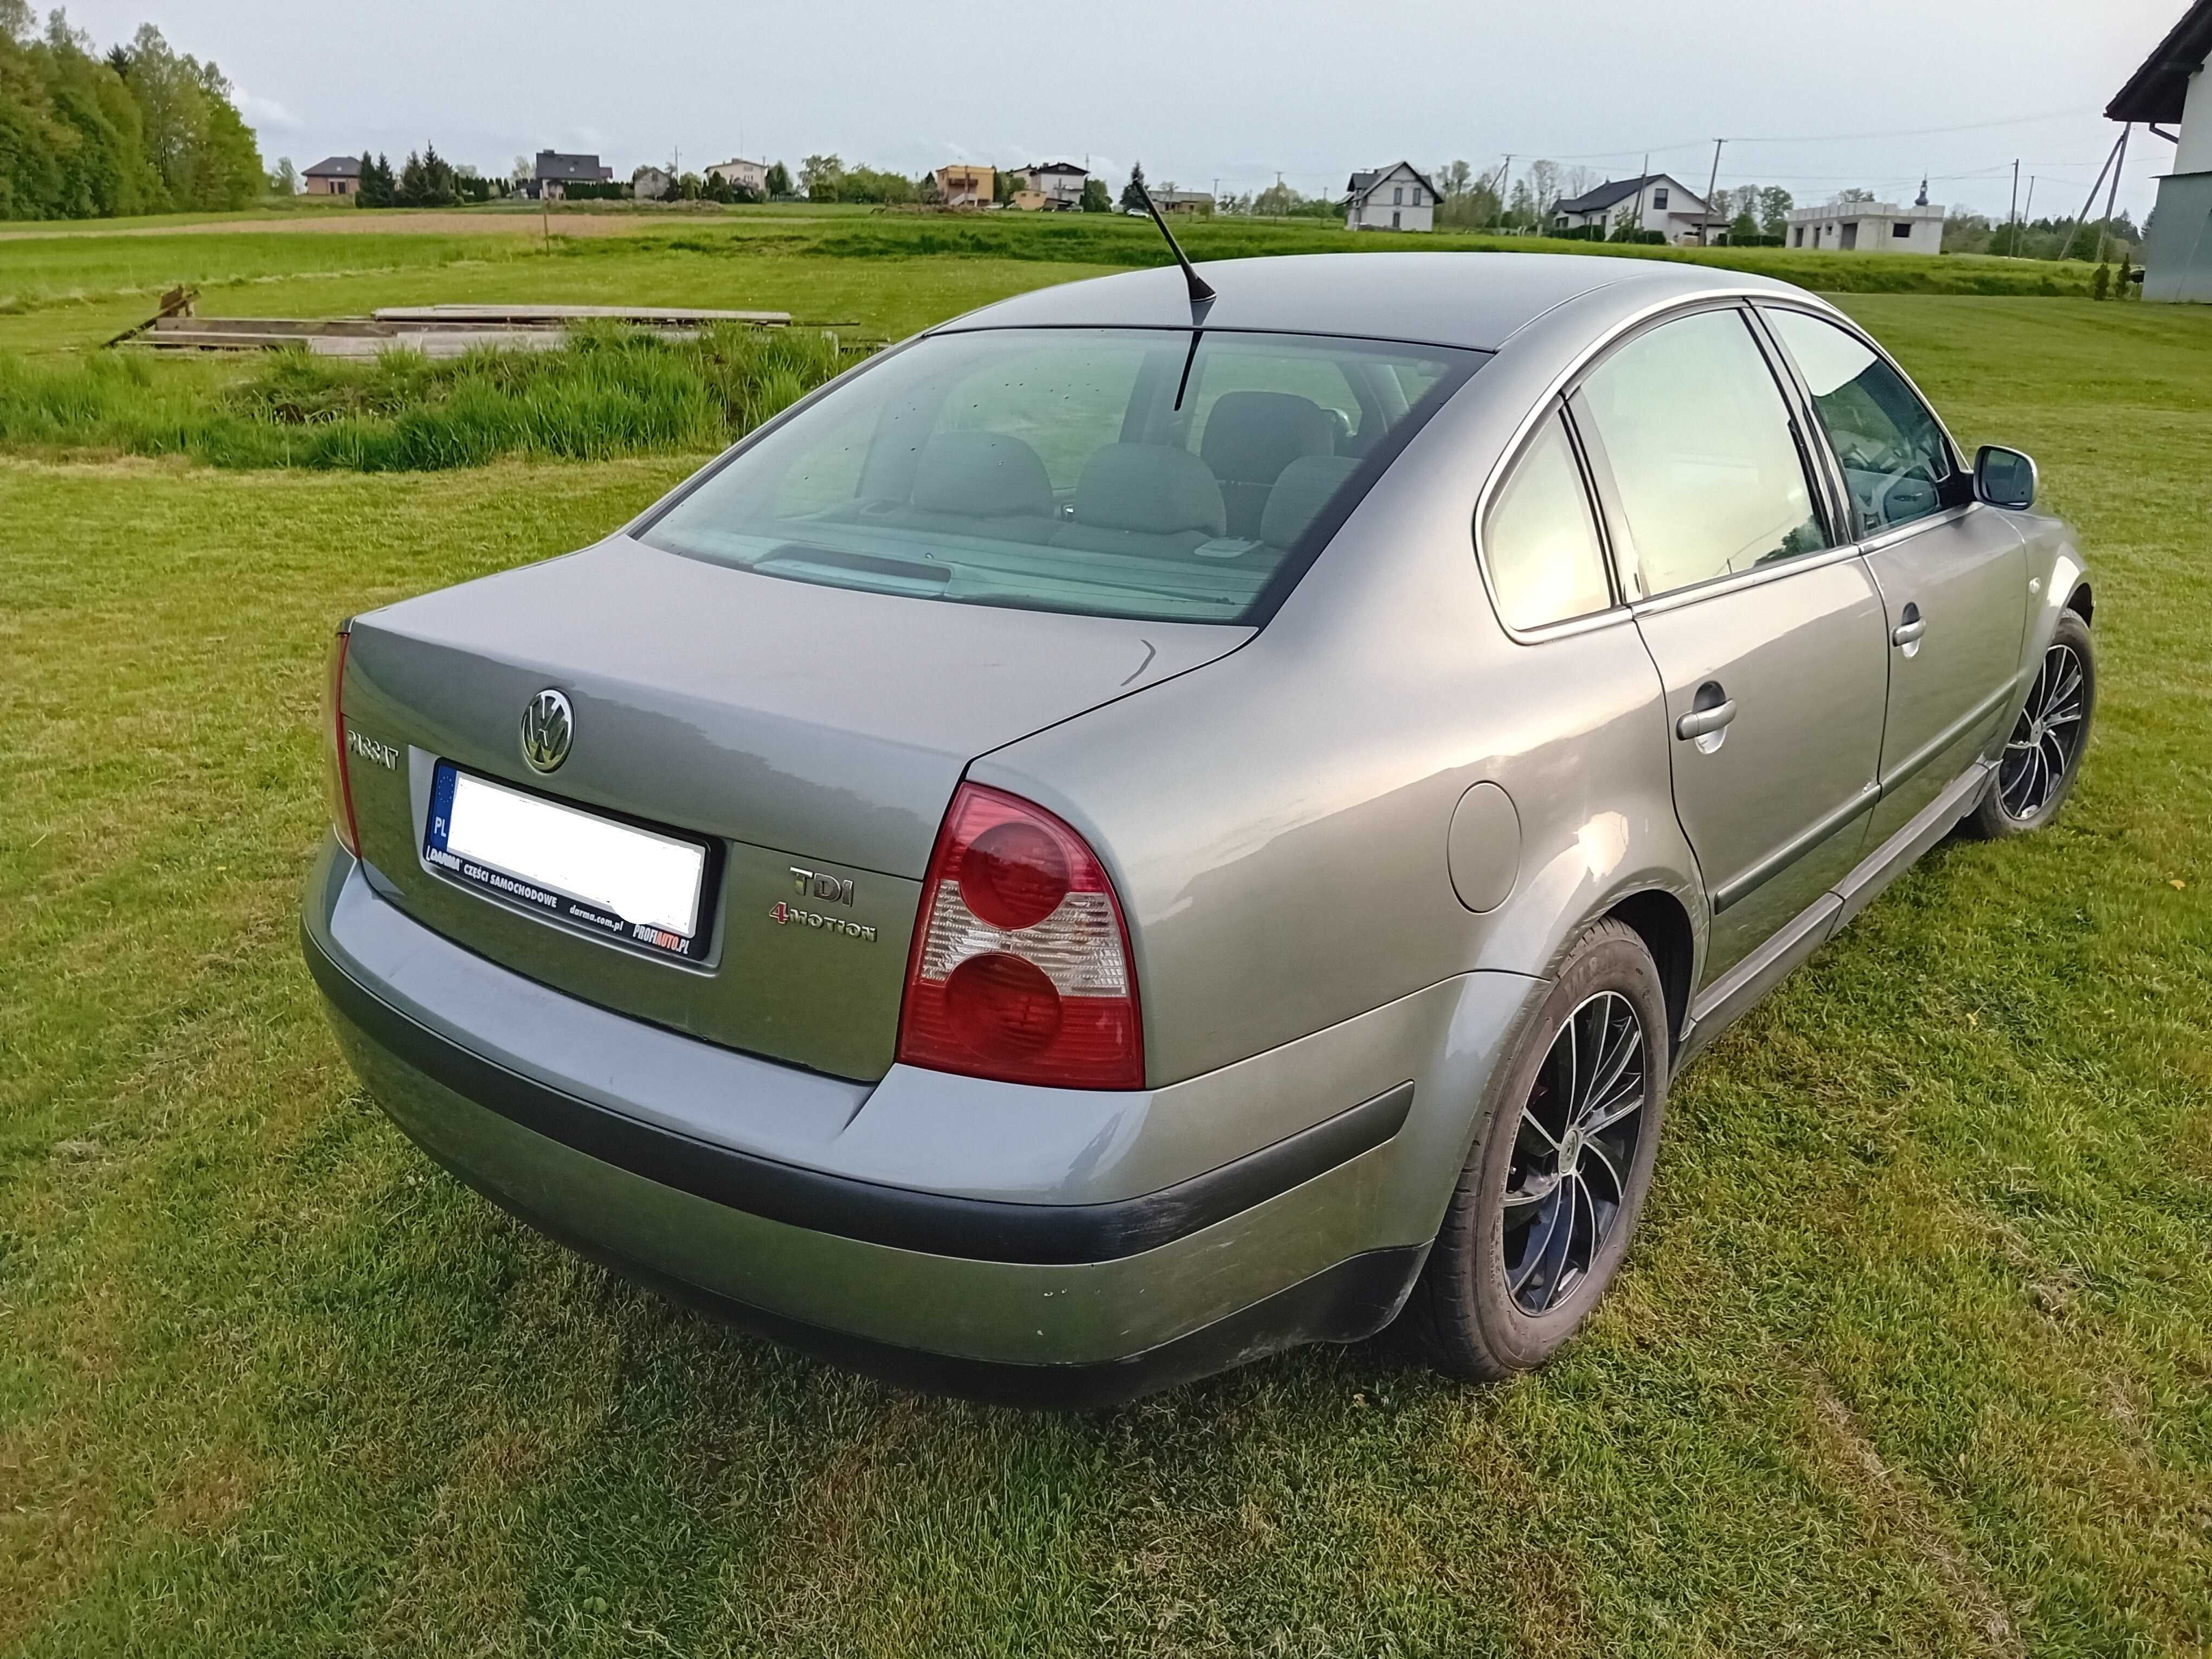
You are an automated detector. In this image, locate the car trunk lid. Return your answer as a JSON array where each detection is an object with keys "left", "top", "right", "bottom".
[{"left": 336, "top": 536, "right": 1247, "bottom": 1081}]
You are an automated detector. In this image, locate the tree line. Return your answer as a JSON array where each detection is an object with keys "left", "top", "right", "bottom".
[{"left": 0, "top": 5, "right": 262, "bottom": 219}]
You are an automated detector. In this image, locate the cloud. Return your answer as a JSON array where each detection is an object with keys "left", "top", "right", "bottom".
[{"left": 236, "top": 91, "right": 300, "bottom": 133}]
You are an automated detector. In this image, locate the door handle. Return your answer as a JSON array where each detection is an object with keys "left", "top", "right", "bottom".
[
  {"left": 1675, "top": 698, "right": 1738, "bottom": 741},
  {"left": 1891, "top": 601, "right": 1925, "bottom": 649}
]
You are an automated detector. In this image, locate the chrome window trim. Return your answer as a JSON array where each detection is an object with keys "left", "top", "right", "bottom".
[
  {"left": 1854, "top": 499, "right": 1982, "bottom": 557},
  {"left": 1626, "top": 539, "right": 1870, "bottom": 620}
]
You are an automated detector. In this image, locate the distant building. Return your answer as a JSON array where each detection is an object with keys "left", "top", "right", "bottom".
[
  {"left": 302, "top": 156, "right": 361, "bottom": 197},
  {"left": 2109, "top": 0, "right": 2212, "bottom": 301},
  {"left": 530, "top": 150, "right": 613, "bottom": 201},
  {"left": 1345, "top": 163, "right": 1436, "bottom": 232},
  {"left": 1152, "top": 189, "right": 1214, "bottom": 216},
  {"left": 1786, "top": 188, "right": 1943, "bottom": 254},
  {"left": 632, "top": 165, "right": 673, "bottom": 201},
  {"left": 934, "top": 164, "right": 994, "bottom": 208},
  {"left": 1551, "top": 175, "right": 1708, "bottom": 243},
  {"left": 1017, "top": 162, "right": 1088, "bottom": 209},
  {"left": 707, "top": 157, "right": 769, "bottom": 196}
]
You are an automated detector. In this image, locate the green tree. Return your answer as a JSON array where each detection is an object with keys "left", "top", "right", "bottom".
[
  {"left": 799, "top": 153, "right": 842, "bottom": 200},
  {"left": 122, "top": 24, "right": 260, "bottom": 211},
  {"left": 1757, "top": 186, "right": 1793, "bottom": 237},
  {"left": 992, "top": 165, "right": 1017, "bottom": 205},
  {"left": 1079, "top": 175, "right": 1109, "bottom": 212},
  {"left": 2092, "top": 262, "right": 2111, "bottom": 300},
  {"left": 1729, "top": 209, "right": 1758, "bottom": 242},
  {"left": 1120, "top": 160, "right": 1147, "bottom": 211},
  {"left": 270, "top": 155, "right": 297, "bottom": 195},
  {"left": 764, "top": 159, "right": 790, "bottom": 197},
  {"left": 0, "top": 10, "right": 164, "bottom": 220}
]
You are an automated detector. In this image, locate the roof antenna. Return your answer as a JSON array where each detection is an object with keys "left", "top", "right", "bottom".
[{"left": 1135, "top": 181, "right": 1215, "bottom": 311}]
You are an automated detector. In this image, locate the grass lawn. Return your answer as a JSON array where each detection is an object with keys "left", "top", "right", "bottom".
[{"left": 1, "top": 240, "right": 2208, "bottom": 1653}]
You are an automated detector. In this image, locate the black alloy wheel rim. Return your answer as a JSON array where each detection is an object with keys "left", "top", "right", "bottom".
[
  {"left": 1501, "top": 990, "right": 1648, "bottom": 1316},
  {"left": 1998, "top": 642, "right": 2087, "bottom": 821}
]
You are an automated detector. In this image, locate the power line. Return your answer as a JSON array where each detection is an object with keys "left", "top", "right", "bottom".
[{"left": 1523, "top": 105, "right": 2100, "bottom": 166}]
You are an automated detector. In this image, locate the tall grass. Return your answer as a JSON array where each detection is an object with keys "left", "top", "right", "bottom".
[{"left": 0, "top": 322, "right": 846, "bottom": 469}]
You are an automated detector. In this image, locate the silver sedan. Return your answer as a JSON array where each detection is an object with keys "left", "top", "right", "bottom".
[{"left": 304, "top": 252, "right": 2094, "bottom": 1404}]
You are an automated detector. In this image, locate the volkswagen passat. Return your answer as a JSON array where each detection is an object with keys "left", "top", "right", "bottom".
[{"left": 304, "top": 253, "right": 2093, "bottom": 1403}]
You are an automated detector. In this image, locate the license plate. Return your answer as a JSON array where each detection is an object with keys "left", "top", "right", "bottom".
[{"left": 425, "top": 762, "right": 712, "bottom": 962}]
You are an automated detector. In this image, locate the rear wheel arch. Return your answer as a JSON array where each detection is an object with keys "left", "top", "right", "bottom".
[
  {"left": 1604, "top": 890, "right": 1693, "bottom": 1049},
  {"left": 2066, "top": 581, "right": 2093, "bottom": 626}
]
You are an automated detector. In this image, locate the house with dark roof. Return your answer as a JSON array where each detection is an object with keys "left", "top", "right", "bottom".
[
  {"left": 529, "top": 150, "right": 614, "bottom": 201},
  {"left": 302, "top": 156, "right": 361, "bottom": 197},
  {"left": 1551, "top": 174, "right": 1709, "bottom": 243},
  {"left": 1344, "top": 163, "right": 1437, "bottom": 232},
  {"left": 1017, "top": 162, "right": 1089, "bottom": 209},
  {"left": 2110, "top": 0, "right": 2212, "bottom": 300}
]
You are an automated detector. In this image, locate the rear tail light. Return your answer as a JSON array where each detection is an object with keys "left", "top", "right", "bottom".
[
  {"left": 323, "top": 624, "right": 361, "bottom": 858},
  {"left": 897, "top": 782, "right": 1142, "bottom": 1090}
]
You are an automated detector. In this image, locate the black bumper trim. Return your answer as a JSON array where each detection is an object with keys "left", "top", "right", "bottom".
[
  {"left": 430, "top": 1129, "right": 1426, "bottom": 1408},
  {"left": 305, "top": 924, "right": 1413, "bottom": 1266}
]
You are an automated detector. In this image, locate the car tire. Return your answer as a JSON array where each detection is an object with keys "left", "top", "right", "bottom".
[
  {"left": 1400, "top": 919, "right": 1669, "bottom": 1380},
  {"left": 1962, "top": 608, "right": 2095, "bottom": 840}
]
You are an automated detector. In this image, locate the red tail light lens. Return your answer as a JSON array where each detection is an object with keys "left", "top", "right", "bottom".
[
  {"left": 898, "top": 783, "right": 1142, "bottom": 1090},
  {"left": 323, "top": 625, "right": 361, "bottom": 858}
]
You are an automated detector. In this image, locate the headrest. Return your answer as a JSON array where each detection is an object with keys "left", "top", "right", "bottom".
[
  {"left": 909, "top": 431, "right": 1053, "bottom": 517},
  {"left": 1259, "top": 454, "right": 1361, "bottom": 548},
  {"left": 1199, "top": 391, "right": 1338, "bottom": 484},
  {"left": 1071, "top": 443, "right": 1227, "bottom": 536}
]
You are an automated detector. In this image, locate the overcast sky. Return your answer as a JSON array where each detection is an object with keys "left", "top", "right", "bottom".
[{"left": 62, "top": 0, "right": 2181, "bottom": 222}]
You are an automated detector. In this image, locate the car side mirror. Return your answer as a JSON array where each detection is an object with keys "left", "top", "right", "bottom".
[{"left": 1975, "top": 445, "right": 2037, "bottom": 511}]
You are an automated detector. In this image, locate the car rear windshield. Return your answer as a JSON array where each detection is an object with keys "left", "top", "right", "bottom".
[{"left": 638, "top": 327, "right": 1484, "bottom": 625}]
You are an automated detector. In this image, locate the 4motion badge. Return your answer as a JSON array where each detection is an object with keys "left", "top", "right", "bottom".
[{"left": 772, "top": 871, "right": 873, "bottom": 940}]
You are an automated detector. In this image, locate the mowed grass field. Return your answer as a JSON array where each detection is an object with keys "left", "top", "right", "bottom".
[{"left": 2, "top": 217, "right": 2209, "bottom": 1656}]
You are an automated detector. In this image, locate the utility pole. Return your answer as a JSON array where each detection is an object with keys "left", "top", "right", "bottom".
[
  {"left": 1627, "top": 151, "right": 1649, "bottom": 239},
  {"left": 1701, "top": 138, "right": 1725, "bottom": 245},
  {"left": 2062, "top": 131, "right": 2126, "bottom": 262},
  {"left": 2095, "top": 124, "right": 2131, "bottom": 267},
  {"left": 2022, "top": 175, "right": 2036, "bottom": 243},
  {"left": 1494, "top": 155, "right": 1512, "bottom": 230},
  {"left": 2005, "top": 159, "right": 2020, "bottom": 256}
]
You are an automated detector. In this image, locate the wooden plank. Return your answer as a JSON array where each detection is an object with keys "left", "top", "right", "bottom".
[{"left": 371, "top": 304, "right": 790, "bottom": 325}]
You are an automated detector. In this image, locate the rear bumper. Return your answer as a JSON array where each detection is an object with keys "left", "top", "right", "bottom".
[{"left": 303, "top": 843, "right": 1538, "bottom": 1402}]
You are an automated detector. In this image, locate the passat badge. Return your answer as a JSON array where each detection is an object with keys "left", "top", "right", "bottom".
[{"left": 520, "top": 689, "right": 573, "bottom": 774}]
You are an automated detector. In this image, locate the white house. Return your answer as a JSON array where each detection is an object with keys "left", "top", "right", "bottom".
[
  {"left": 1786, "top": 185, "right": 1944, "bottom": 253},
  {"left": 706, "top": 157, "right": 769, "bottom": 196},
  {"left": 1345, "top": 163, "right": 1436, "bottom": 232},
  {"left": 632, "top": 165, "right": 672, "bottom": 201},
  {"left": 2111, "top": 0, "right": 2212, "bottom": 301},
  {"left": 1018, "top": 162, "right": 1088, "bottom": 209},
  {"left": 1551, "top": 175, "right": 1709, "bottom": 243}
]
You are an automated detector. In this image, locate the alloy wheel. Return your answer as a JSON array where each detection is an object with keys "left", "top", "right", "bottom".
[
  {"left": 1998, "top": 642, "right": 2087, "bottom": 821},
  {"left": 1501, "top": 990, "right": 1648, "bottom": 1315}
]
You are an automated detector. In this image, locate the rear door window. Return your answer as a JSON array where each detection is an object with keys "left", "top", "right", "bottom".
[
  {"left": 1761, "top": 307, "right": 1955, "bottom": 535},
  {"left": 1574, "top": 308, "right": 1830, "bottom": 598}
]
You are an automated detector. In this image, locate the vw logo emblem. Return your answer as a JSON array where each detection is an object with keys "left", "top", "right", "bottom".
[{"left": 520, "top": 689, "right": 573, "bottom": 773}]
